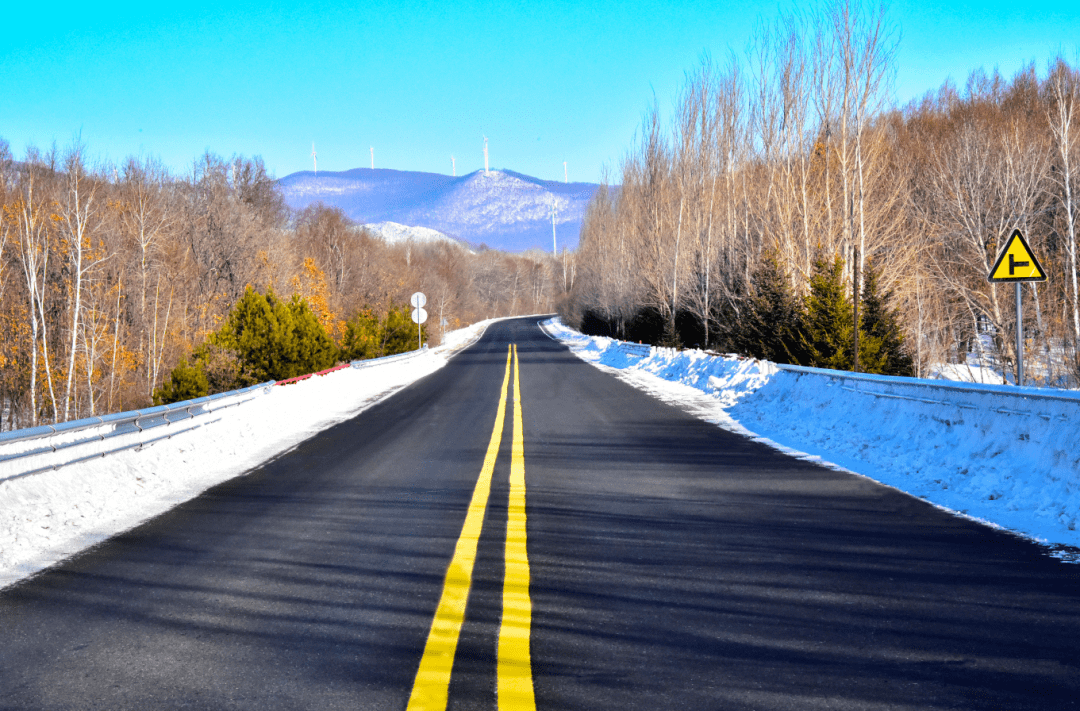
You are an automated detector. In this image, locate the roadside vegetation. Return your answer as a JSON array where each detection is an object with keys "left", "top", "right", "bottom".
[
  {"left": 0, "top": 149, "right": 568, "bottom": 428},
  {"left": 562, "top": 0, "right": 1080, "bottom": 383}
]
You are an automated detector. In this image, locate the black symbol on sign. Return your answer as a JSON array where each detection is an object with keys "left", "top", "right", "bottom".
[{"left": 1009, "top": 253, "right": 1029, "bottom": 275}]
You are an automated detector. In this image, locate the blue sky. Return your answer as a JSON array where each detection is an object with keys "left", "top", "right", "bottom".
[{"left": 2, "top": 0, "right": 1079, "bottom": 184}]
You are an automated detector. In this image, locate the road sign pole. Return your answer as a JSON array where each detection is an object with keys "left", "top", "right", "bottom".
[
  {"left": 853, "top": 245, "right": 860, "bottom": 374},
  {"left": 410, "top": 292, "right": 428, "bottom": 350},
  {"left": 987, "top": 229, "right": 1045, "bottom": 387},
  {"left": 1016, "top": 282, "right": 1023, "bottom": 386}
]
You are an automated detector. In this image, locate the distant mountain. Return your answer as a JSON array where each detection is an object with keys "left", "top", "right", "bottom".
[{"left": 277, "top": 167, "right": 601, "bottom": 252}]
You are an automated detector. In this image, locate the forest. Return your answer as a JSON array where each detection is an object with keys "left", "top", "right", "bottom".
[
  {"left": 562, "top": 0, "right": 1080, "bottom": 386},
  {"left": 7, "top": 0, "right": 1080, "bottom": 431},
  {"left": 0, "top": 146, "right": 569, "bottom": 430}
]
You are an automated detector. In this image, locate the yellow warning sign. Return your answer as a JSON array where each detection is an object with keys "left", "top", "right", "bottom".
[{"left": 988, "top": 230, "right": 1047, "bottom": 282}]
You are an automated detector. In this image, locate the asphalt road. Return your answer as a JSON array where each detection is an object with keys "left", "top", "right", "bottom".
[{"left": 1, "top": 317, "right": 1078, "bottom": 710}]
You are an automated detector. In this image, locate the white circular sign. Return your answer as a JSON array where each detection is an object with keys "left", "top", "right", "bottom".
[
  {"left": 410, "top": 292, "right": 427, "bottom": 308},
  {"left": 411, "top": 307, "right": 428, "bottom": 324}
]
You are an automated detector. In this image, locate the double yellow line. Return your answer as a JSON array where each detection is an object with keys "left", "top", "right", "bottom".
[{"left": 407, "top": 344, "right": 536, "bottom": 711}]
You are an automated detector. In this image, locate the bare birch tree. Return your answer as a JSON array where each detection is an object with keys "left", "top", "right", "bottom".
[
  {"left": 1047, "top": 57, "right": 1080, "bottom": 345},
  {"left": 59, "top": 143, "right": 109, "bottom": 421}
]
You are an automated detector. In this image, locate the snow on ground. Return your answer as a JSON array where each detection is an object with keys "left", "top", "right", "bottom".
[
  {"left": 931, "top": 362, "right": 1009, "bottom": 384},
  {"left": 929, "top": 332, "right": 1077, "bottom": 388},
  {"left": 5, "top": 315, "right": 1076, "bottom": 591},
  {"left": 542, "top": 317, "right": 1080, "bottom": 562},
  {"left": 0, "top": 320, "right": 492, "bottom": 590}
]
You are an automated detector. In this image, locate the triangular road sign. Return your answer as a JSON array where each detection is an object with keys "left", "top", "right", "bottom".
[{"left": 988, "top": 229, "right": 1047, "bottom": 282}]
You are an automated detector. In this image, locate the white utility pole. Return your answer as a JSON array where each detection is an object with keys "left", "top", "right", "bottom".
[
  {"left": 551, "top": 200, "right": 557, "bottom": 253},
  {"left": 564, "top": 161, "right": 567, "bottom": 183},
  {"left": 311, "top": 143, "right": 317, "bottom": 174},
  {"left": 370, "top": 146, "right": 374, "bottom": 170},
  {"left": 451, "top": 155, "right": 456, "bottom": 176},
  {"left": 483, "top": 136, "right": 489, "bottom": 174}
]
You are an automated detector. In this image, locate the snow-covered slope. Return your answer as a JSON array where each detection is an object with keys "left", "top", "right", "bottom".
[
  {"left": 278, "top": 167, "right": 601, "bottom": 252},
  {"left": 543, "top": 318, "right": 1080, "bottom": 561},
  {"left": 364, "top": 221, "right": 465, "bottom": 248}
]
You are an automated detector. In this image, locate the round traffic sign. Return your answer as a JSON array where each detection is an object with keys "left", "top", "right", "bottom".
[
  {"left": 411, "top": 307, "right": 428, "bottom": 324},
  {"left": 410, "top": 292, "right": 427, "bottom": 308}
]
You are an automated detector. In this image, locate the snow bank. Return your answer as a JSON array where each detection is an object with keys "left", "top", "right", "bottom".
[
  {"left": 543, "top": 318, "right": 1080, "bottom": 560},
  {"left": 0, "top": 320, "right": 491, "bottom": 589}
]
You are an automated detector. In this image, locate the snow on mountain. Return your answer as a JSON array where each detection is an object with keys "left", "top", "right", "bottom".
[
  {"left": 364, "top": 221, "right": 466, "bottom": 249},
  {"left": 278, "top": 167, "right": 602, "bottom": 252}
]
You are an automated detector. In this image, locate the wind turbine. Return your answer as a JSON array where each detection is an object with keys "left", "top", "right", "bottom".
[
  {"left": 451, "top": 155, "right": 456, "bottom": 176},
  {"left": 564, "top": 161, "right": 568, "bottom": 183},
  {"left": 483, "top": 136, "right": 489, "bottom": 175},
  {"left": 311, "top": 143, "right": 317, "bottom": 175},
  {"left": 370, "top": 146, "right": 374, "bottom": 170}
]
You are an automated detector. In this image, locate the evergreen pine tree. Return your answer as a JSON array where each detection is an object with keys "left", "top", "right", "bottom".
[
  {"left": 287, "top": 294, "right": 338, "bottom": 373},
  {"left": 737, "top": 251, "right": 805, "bottom": 364},
  {"left": 212, "top": 286, "right": 338, "bottom": 384},
  {"left": 340, "top": 309, "right": 382, "bottom": 361},
  {"left": 152, "top": 358, "right": 209, "bottom": 405},
  {"left": 800, "top": 255, "right": 856, "bottom": 370},
  {"left": 860, "top": 261, "right": 915, "bottom": 376},
  {"left": 212, "top": 287, "right": 288, "bottom": 384},
  {"left": 381, "top": 304, "right": 426, "bottom": 355}
]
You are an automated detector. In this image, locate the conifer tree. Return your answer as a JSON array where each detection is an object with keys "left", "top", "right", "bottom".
[
  {"left": 737, "top": 251, "right": 805, "bottom": 364},
  {"left": 210, "top": 286, "right": 337, "bottom": 385},
  {"left": 800, "top": 254, "right": 899, "bottom": 373},
  {"left": 860, "top": 261, "right": 914, "bottom": 376},
  {"left": 152, "top": 358, "right": 209, "bottom": 405},
  {"left": 340, "top": 309, "right": 382, "bottom": 361},
  {"left": 212, "top": 287, "right": 289, "bottom": 385},
  {"left": 800, "top": 255, "right": 857, "bottom": 370},
  {"left": 381, "top": 304, "right": 425, "bottom": 354},
  {"left": 286, "top": 293, "right": 338, "bottom": 373}
]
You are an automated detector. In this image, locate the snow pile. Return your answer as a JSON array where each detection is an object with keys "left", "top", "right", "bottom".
[
  {"left": 543, "top": 318, "right": 1080, "bottom": 559},
  {"left": 0, "top": 320, "right": 491, "bottom": 589},
  {"left": 574, "top": 334, "right": 778, "bottom": 408}
]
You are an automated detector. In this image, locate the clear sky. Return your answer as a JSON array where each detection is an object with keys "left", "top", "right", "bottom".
[{"left": 2, "top": 0, "right": 1079, "bottom": 184}]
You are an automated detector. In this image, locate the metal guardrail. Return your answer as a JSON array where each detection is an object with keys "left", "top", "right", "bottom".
[
  {"left": 0, "top": 324, "right": 489, "bottom": 482},
  {"left": 346, "top": 319, "right": 487, "bottom": 371},
  {"left": 350, "top": 345, "right": 428, "bottom": 371},
  {"left": 774, "top": 363, "right": 1080, "bottom": 419},
  {"left": 546, "top": 312, "right": 1078, "bottom": 415},
  {"left": 614, "top": 342, "right": 652, "bottom": 358},
  {"left": 277, "top": 363, "right": 351, "bottom": 385},
  {"left": 0, "top": 382, "right": 274, "bottom": 483}
]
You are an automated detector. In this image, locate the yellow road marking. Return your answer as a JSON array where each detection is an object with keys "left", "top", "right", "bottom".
[
  {"left": 406, "top": 345, "right": 513, "bottom": 711},
  {"left": 498, "top": 344, "right": 537, "bottom": 710}
]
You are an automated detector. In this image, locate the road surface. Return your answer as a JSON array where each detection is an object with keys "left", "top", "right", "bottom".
[{"left": 1, "top": 317, "right": 1078, "bottom": 709}]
